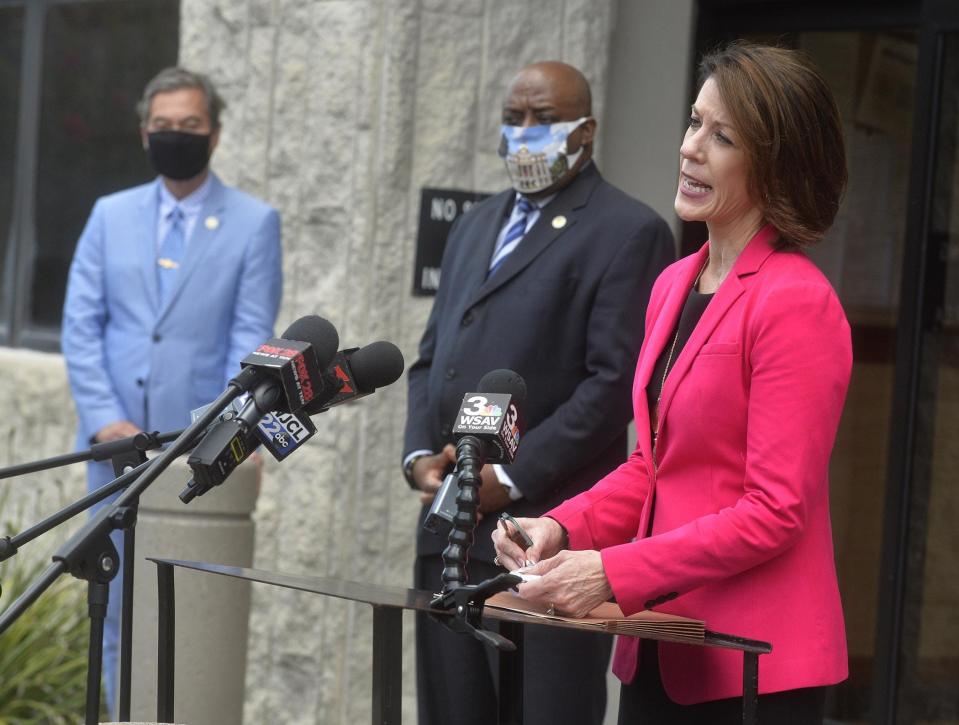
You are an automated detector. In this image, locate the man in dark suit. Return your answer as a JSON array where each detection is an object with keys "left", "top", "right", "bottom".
[{"left": 403, "top": 61, "right": 674, "bottom": 725}]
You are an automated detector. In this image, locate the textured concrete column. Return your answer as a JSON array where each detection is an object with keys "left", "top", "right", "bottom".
[
  {"left": 0, "top": 348, "right": 85, "bottom": 525},
  {"left": 129, "top": 456, "right": 258, "bottom": 725},
  {"left": 177, "top": 1, "right": 619, "bottom": 721}
]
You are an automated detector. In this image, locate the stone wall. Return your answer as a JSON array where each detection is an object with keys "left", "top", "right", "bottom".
[
  {"left": 178, "top": 1, "right": 617, "bottom": 722},
  {"left": 0, "top": 349, "right": 86, "bottom": 542}
]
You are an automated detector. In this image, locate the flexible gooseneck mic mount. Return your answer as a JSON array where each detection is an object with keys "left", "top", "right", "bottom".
[
  {"left": 440, "top": 436, "right": 482, "bottom": 587},
  {"left": 430, "top": 369, "right": 529, "bottom": 653},
  {"left": 429, "top": 433, "right": 520, "bottom": 651}
]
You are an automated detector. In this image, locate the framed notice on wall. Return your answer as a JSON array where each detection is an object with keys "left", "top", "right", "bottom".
[{"left": 413, "top": 187, "right": 491, "bottom": 295}]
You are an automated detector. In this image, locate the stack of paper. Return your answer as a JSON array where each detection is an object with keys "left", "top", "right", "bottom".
[{"left": 486, "top": 592, "right": 705, "bottom": 645}]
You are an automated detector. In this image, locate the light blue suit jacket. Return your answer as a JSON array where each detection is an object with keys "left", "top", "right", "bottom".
[{"left": 62, "top": 173, "right": 283, "bottom": 449}]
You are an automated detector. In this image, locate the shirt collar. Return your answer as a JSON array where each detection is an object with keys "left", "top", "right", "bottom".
[
  {"left": 516, "top": 190, "right": 558, "bottom": 211},
  {"left": 157, "top": 172, "right": 214, "bottom": 218}
]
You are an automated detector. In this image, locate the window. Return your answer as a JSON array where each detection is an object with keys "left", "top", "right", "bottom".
[{"left": 0, "top": 0, "right": 179, "bottom": 350}]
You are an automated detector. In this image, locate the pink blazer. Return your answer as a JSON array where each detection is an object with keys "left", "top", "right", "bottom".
[{"left": 548, "top": 225, "right": 851, "bottom": 705}]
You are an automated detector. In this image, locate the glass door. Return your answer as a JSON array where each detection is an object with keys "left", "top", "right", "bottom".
[
  {"left": 693, "top": 3, "right": 959, "bottom": 723},
  {"left": 691, "top": 12, "right": 920, "bottom": 720},
  {"left": 878, "top": 20, "right": 959, "bottom": 724}
]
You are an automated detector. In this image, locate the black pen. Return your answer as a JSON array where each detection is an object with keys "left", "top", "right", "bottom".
[{"left": 498, "top": 512, "right": 534, "bottom": 549}]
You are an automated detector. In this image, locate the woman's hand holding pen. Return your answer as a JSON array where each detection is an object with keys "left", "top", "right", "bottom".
[
  {"left": 492, "top": 515, "right": 566, "bottom": 570},
  {"left": 517, "top": 550, "right": 612, "bottom": 618},
  {"left": 492, "top": 515, "right": 613, "bottom": 618}
]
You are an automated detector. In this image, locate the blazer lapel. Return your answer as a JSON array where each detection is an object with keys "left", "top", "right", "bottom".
[
  {"left": 466, "top": 163, "right": 602, "bottom": 309},
  {"left": 656, "top": 225, "right": 779, "bottom": 426},
  {"left": 634, "top": 247, "right": 709, "bottom": 394},
  {"left": 138, "top": 181, "right": 162, "bottom": 313},
  {"left": 464, "top": 192, "right": 514, "bottom": 300},
  {"left": 632, "top": 246, "right": 708, "bottom": 473},
  {"left": 156, "top": 174, "right": 227, "bottom": 323}
]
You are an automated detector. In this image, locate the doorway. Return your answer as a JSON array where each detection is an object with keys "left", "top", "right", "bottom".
[{"left": 693, "top": 1, "right": 959, "bottom": 722}]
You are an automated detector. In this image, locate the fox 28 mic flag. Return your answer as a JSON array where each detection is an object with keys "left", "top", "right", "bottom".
[
  {"left": 255, "top": 340, "right": 405, "bottom": 461},
  {"left": 236, "top": 315, "right": 339, "bottom": 413},
  {"left": 182, "top": 316, "right": 339, "bottom": 502},
  {"left": 186, "top": 339, "right": 405, "bottom": 496},
  {"left": 239, "top": 338, "right": 320, "bottom": 412}
]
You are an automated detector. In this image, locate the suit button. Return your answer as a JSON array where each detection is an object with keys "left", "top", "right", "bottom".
[
  {"left": 461, "top": 312, "right": 473, "bottom": 327},
  {"left": 445, "top": 368, "right": 455, "bottom": 380},
  {"left": 136, "top": 378, "right": 144, "bottom": 387},
  {"left": 441, "top": 425, "right": 451, "bottom": 437},
  {"left": 152, "top": 333, "right": 162, "bottom": 343}
]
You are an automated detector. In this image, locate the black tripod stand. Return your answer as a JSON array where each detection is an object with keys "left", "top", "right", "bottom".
[{"left": 0, "top": 385, "right": 241, "bottom": 724}]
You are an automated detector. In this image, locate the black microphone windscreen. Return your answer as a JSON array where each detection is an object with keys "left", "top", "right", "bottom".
[
  {"left": 350, "top": 341, "right": 405, "bottom": 390},
  {"left": 476, "top": 368, "right": 527, "bottom": 404},
  {"left": 281, "top": 315, "right": 339, "bottom": 367}
]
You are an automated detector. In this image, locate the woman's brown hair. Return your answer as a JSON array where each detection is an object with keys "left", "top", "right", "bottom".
[{"left": 698, "top": 42, "right": 848, "bottom": 248}]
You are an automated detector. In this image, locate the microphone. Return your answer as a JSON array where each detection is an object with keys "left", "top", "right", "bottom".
[
  {"left": 426, "top": 369, "right": 527, "bottom": 538},
  {"left": 452, "top": 368, "right": 527, "bottom": 465},
  {"left": 182, "top": 338, "right": 405, "bottom": 498},
  {"left": 305, "top": 340, "right": 406, "bottom": 413},
  {"left": 181, "top": 420, "right": 260, "bottom": 502},
  {"left": 437, "top": 370, "right": 527, "bottom": 584},
  {"left": 253, "top": 341, "right": 405, "bottom": 460},
  {"left": 180, "top": 316, "right": 340, "bottom": 502},
  {"left": 233, "top": 315, "right": 340, "bottom": 412}
]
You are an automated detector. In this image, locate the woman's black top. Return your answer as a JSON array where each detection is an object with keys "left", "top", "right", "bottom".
[{"left": 645, "top": 287, "right": 714, "bottom": 419}]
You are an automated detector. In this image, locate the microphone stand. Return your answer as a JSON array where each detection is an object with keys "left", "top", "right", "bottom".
[
  {"left": 0, "top": 429, "right": 190, "bottom": 720},
  {"left": 0, "top": 384, "right": 243, "bottom": 725},
  {"left": 430, "top": 436, "right": 520, "bottom": 652},
  {"left": 0, "top": 428, "right": 183, "bottom": 481}
]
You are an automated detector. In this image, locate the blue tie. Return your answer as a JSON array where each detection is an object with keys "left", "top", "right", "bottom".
[
  {"left": 488, "top": 197, "right": 535, "bottom": 278},
  {"left": 157, "top": 206, "right": 185, "bottom": 305}
]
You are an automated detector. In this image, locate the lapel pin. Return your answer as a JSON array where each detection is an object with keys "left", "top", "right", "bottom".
[
  {"left": 204, "top": 215, "right": 220, "bottom": 230},
  {"left": 551, "top": 215, "right": 567, "bottom": 229}
]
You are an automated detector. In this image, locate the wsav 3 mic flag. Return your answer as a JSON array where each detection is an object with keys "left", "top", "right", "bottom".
[{"left": 425, "top": 369, "right": 526, "bottom": 537}]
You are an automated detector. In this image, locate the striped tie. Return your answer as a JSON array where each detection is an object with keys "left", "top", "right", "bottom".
[
  {"left": 157, "top": 206, "right": 185, "bottom": 305},
  {"left": 488, "top": 196, "right": 535, "bottom": 278}
]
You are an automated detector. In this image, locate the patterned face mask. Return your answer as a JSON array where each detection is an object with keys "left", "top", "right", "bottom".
[{"left": 497, "top": 117, "right": 590, "bottom": 194}]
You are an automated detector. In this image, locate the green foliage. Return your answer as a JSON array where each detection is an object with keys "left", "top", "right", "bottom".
[{"left": 0, "top": 499, "right": 94, "bottom": 724}]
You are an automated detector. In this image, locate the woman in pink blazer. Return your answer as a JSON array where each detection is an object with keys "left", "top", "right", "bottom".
[{"left": 493, "top": 43, "right": 851, "bottom": 723}]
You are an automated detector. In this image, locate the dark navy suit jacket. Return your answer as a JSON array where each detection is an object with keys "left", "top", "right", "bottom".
[{"left": 404, "top": 163, "right": 674, "bottom": 561}]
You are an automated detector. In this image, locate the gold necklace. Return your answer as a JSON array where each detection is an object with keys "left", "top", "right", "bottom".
[
  {"left": 656, "top": 331, "right": 679, "bottom": 410},
  {"left": 652, "top": 258, "right": 708, "bottom": 455},
  {"left": 658, "top": 258, "right": 708, "bottom": 401}
]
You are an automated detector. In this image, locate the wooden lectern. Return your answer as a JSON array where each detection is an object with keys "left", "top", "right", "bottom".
[{"left": 148, "top": 558, "right": 771, "bottom": 725}]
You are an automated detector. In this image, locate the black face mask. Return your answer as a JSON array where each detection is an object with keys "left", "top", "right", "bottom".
[{"left": 146, "top": 130, "right": 211, "bottom": 180}]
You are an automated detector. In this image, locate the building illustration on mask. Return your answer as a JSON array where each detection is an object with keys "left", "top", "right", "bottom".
[
  {"left": 499, "top": 118, "right": 587, "bottom": 194},
  {"left": 504, "top": 145, "right": 555, "bottom": 192}
]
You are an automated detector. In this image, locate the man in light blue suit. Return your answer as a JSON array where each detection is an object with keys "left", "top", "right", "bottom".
[{"left": 61, "top": 67, "right": 282, "bottom": 715}]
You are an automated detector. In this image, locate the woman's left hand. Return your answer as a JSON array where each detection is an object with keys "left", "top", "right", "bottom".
[{"left": 517, "top": 550, "right": 612, "bottom": 618}]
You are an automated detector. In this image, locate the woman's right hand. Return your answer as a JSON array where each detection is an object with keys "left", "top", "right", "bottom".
[{"left": 492, "top": 516, "right": 567, "bottom": 570}]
